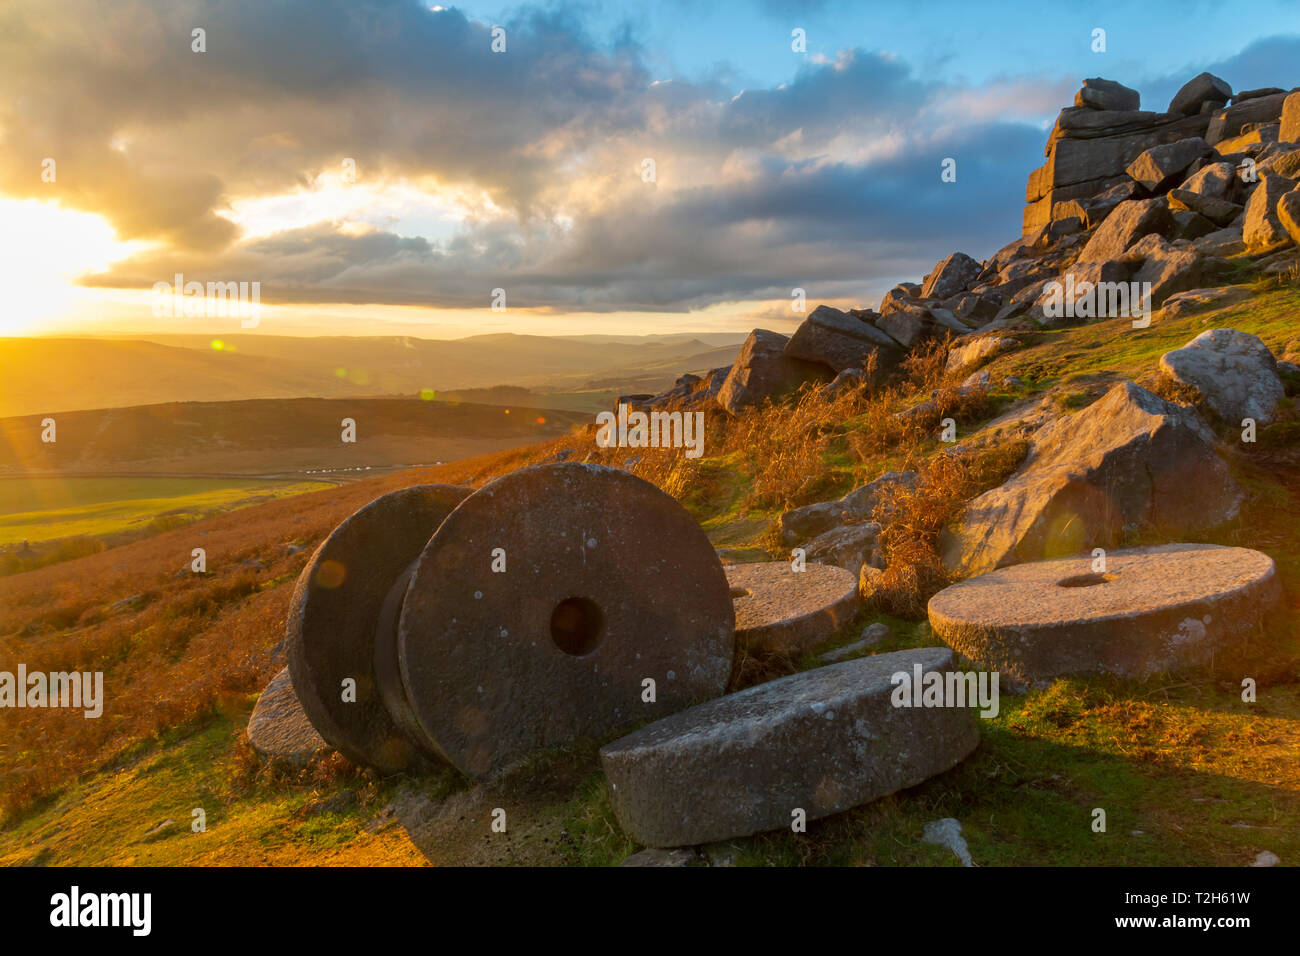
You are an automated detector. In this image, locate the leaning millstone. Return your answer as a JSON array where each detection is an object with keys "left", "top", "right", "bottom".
[
  {"left": 397, "top": 463, "right": 735, "bottom": 778},
  {"left": 928, "top": 544, "right": 1281, "bottom": 688},
  {"left": 247, "top": 667, "right": 330, "bottom": 766},
  {"left": 600, "top": 647, "right": 980, "bottom": 847},
  {"left": 286, "top": 483, "right": 471, "bottom": 772},
  {"left": 726, "top": 561, "right": 859, "bottom": 656}
]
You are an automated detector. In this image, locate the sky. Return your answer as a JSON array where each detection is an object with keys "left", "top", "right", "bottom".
[{"left": 1, "top": 0, "right": 1297, "bottom": 340}]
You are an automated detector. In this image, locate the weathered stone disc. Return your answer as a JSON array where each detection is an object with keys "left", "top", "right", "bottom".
[
  {"left": 725, "top": 561, "right": 860, "bottom": 655},
  {"left": 287, "top": 483, "right": 470, "bottom": 772},
  {"left": 398, "top": 462, "right": 735, "bottom": 778},
  {"left": 927, "top": 543, "right": 1281, "bottom": 686},
  {"left": 600, "top": 646, "right": 979, "bottom": 847},
  {"left": 247, "top": 666, "right": 330, "bottom": 766}
]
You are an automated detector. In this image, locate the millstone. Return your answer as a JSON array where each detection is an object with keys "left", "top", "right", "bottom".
[
  {"left": 397, "top": 462, "right": 735, "bottom": 778},
  {"left": 286, "top": 483, "right": 471, "bottom": 772},
  {"left": 927, "top": 543, "right": 1281, "bottom": 687},
  {"left": 600, "top": 646, "right": 979, "bottom": 847},
  {"left": 247, "top": 666, "right": 330, "bottom": 765},
  {"left": 726, "top": 561, "right": 860, "bottom": 655}
]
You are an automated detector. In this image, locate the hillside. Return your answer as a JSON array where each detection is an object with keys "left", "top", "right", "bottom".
[{"left": 0, "top": 396, "right": 588, "bottom": 478}]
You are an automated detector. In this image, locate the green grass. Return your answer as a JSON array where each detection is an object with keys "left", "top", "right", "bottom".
[{"left": 0, "top": 476, "right": 331, "bottom": 546}]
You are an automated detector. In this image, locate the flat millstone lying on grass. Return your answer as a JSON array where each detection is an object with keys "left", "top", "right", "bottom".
[
  {"left": 247, "top": 667, "right": 330, "bottom": 766},
  {"left": 927, "top": 544, "right": 1281, "bottom": 687},
  {"left": 725, "top": 561, "right": 860, "bottom": 655},
  {"left": 600, "top": 646, "right": 979, "bottom": 847}
]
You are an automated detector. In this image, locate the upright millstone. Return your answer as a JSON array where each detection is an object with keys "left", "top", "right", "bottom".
[
  {"left": 600, "top": 646, "right": 980, "bottom": 847},
  {"left": 397, "top": 462, "right": 736, "bottom": 778},
  {"left": 287, "top": 483, "right": 471, "bottom": 772}
]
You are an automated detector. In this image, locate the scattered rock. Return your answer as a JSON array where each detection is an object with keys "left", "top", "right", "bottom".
[
  {"left": 247, "top": 666, "right": 331, "bottom": 766},
  {"left": 942, "top": 382, "right": 1242, "bottom": 576},
  {"left": 784, "top": 305, "right": 902, "bottom": 376},
  {"left": 922, "top": 817, "right": 973, "bottom": 866},
  {"left": 777, "top": 471, "right": 915, "bottom": 545},
  {"left": 600, "top": 647, "right": 980, "bottom": 847},
  {"left": 1251, "top": 850, "right": 1280, "bottom": 867},
  {"left": 921, "top": 253, "right": 983, "bottom": 300},
  {"left": 803, "top": 522, "right": 881, "bottom": 572},
  {"left": 1157, "top": 286, "right": 1252, "bottom": 320},
  {"left": 718, "top": 329, "right": 833, "bottom": 414},
  {"left": 1242, "top": 172, "right": 1293, "bottom": 251},
  {"left": 1281, "top": 91, "right": 1300, "bottom": 145},
  {"left": 930, "top": 544, "right": 1281, "bottom": 688},
  {"left": 1159, "top": 328, "right": 1286, "bottom": 424},
  {"left": 946, "top": 335, "right": 1017, "bottom": 374},
  {"left": 1168, "top": 73, "right": 1232, "bottom": 116},
  {"left": 726, "top": 561, "right": 860, "bottom": 656},
  {"left": 1076, "top": 78, "right": 1140, "bottom": 112},
  {"left": 818, "top": 622, "right": 892, "bottom": 663},
  {"left": 1278, "top": 188, "right": 1300, "bottom": 245},
  {"left": 1125, "top": 137, "right": 1210, "bottom": 192},
  {"left": 1077, "top": 198, "right": 1175, "bottom": 263}
]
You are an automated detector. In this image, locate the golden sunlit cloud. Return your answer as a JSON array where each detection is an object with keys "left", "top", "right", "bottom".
[{"left": 0, "top": 198, "right": 148, "bottom": 334}]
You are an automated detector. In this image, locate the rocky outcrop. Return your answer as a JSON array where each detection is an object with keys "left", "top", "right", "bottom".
[
  {"left": 1159, "top": 328, "right": 1286, "bottom": 424},
  {"left": 1077, "top": 198, "right": 1175, "bottom": 262},
  {"left": 920, "top": 252, "right": 982, "bottom": 299},
  {"left": 784, "top": 305, "right": 903, "bottom": 376},
  {"left": 1125, "top": 137, "right": 1210, "bottom": 192},
  {"left": 718, "top": 329, "right": 832, "bottom": 414},
  {"left": 941, "top": 382, "right": 1242, "bottom": 576},
  {"left": 1168, "top": 73, "right": 1232, "bottom": 116}
]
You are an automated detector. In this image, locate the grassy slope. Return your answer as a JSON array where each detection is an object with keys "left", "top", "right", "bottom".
[{"left": 1, "top": 286, "right": 1297, "bottom": 866}]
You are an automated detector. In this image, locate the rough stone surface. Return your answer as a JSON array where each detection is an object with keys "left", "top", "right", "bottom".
[
  {"left": 1168, "top": 188, "right": 1242, "bottom": 226},
  {"left": 777, "top": 471, "right": 915, "bottom": 545},
  {"left": 946, "top": 335, "right": 1017, "bottom": 373},
  {"left": 1180, "top": 161, "right": 1237, "bottom": 199},
  {"left": 1077, "top": 199, "right": 1175, "bottom": 263},
  {"left": 1169, "top": 73, "right": 1233, "bottom": 116},
  {"left": 1279, "top": 187, "right": 1300, "bottom": 245},
  {"left": 286, "top": 483, "right": 471, "bottom": 772},
  {"left": 718, "top": 329, "right": 832, "bottom": 414},
  {"left": 803, "top": 522, "right": 880, "bottom": 571},
  {"left": 726, "top": 561, "right": 859, "bottom": 656},
  {"left": 1282, "top": 91, "right": 1300, "bottom": 145},
  {"left": 1076, "top": 78, "right": 1140, "bottom": 112},
  {"left": 921, "top": 252, "right": 982, "bottom": 300},
  {"left": 1159, "top": 328, "right": 1286, "bottom": 424},
  {"left": 942, "top": 382, "right": 1242, "bottom": 576},
  {"left": 600, "top": 647, "right": 980, "bottom": 847},
  {"left": 247, "top": 667, "right": 330, "bottom": 765},
  {"left": 1206, "top": 92, "right": 1289, "bottom": 145},
  {"left": 929, "top": 544, "right": 1281, "bottom": 687},
  {"left": 397, "top": 463, "right": 735, "bottom": 778},
  {"left": 1243, "top": 172, "right": 1294, "bottom": 251},
  {"left": 784, "top": 305, "right": 901, "bottom": 376},
  {"left": 1158, "top": 286, "right": 1252, "bottom": 320},
  {"left": 619, "top": 848, "right": 703, "bottom": 867},
  {"left": 1125, "top": 137, "right": 1210, "bottom": 192}
]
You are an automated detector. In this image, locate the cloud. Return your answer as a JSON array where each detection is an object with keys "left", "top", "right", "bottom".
[{"left": 14, "top": 2, "right": 1286, "bottom": 317}]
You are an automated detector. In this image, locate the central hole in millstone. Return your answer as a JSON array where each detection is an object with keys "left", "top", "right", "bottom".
[
  {"left": 1056, "top": 572, "right": 1117, "bottom": 588},
  {"left": 550, "top": 596, "right": 605, "bottom": 655}
]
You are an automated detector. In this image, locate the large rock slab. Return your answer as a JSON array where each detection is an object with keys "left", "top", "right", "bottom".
[
  {"left": 397, "top": 463, "right": 735, "bottom": 778},
  {"left": 929, "top": 544, "right": 1281, "bottom": 687},
  {"left": 1125, "top": 137, "right": 1210, "bottom": 192},
  {"left": 1077, "top": 198, "right": 1175, "bottom": 263},
  {"left": 1281, "top": 91, "right": 1300, "bottom": 146},
  {"left": 247, "top": 667, "right": 330, "bottom": 766},
  {"left": 726, "top": 561, "right": 859, "bottom": 656},
  {"left": 718, "top": 329, "right": 832, "bottom": 414},
  {"left": 1159, "top": 328, "right": 1286, "bottom": 424},
  {"left": 286, "top": 483, "right": 471, "bottom": 772},
  {"left": 941, "top": 382, "right": 1242, "bottom": 576},
  {"left": 600, "top": 647, "right": 980, "bottom": 847},
  {"left": 784, "top": 305, "right": 902, "bottom": 376},
  {"left": 1168, "top": 73, "right": 1232, "bottom": 116},
  {"left": 1206, "top": 92, "right": 1289, "bottom": 145},
  {"left": 1076, "top": 78, "right": 1140, "bottom": 112},
  {"left": 921, "top": 252, "right": 982, "bottom": 300},
  {"left": 1243, "top": 172, "right": 1294, "bottom": 252}
]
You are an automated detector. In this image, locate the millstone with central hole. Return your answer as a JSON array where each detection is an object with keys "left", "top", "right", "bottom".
[
  {"left": 287, "top": 483, "right": 471, "bottom": 772},
  {"left": 927, "top": 543, "right": 1281, "bottom": 687},
  {"left": 725, "top": 561, "right": 860, "bottom": 655},
  {"left": 397, "top": 462, "right": 735, "bottom": 778}
]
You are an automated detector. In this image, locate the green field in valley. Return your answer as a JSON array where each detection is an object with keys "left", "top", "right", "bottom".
[{"left": 0, "top": 476, "right": 332, "bottom": 547}]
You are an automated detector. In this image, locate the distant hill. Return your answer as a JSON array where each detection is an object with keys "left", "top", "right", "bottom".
[
  {"left": 0, "top": 397, "right": 589, "bottom": 478},
  {"left": 1, "top": 333, "right": 743, "bottom": 417}
]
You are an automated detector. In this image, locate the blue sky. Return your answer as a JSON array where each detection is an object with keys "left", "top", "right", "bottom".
[{"left": 2, "top": 0, "right": 1297, "bottom": 337}]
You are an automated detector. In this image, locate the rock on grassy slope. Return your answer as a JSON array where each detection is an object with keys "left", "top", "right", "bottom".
[{"left": 3, "top": 75, "right": 1300, "bottom": 866}]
